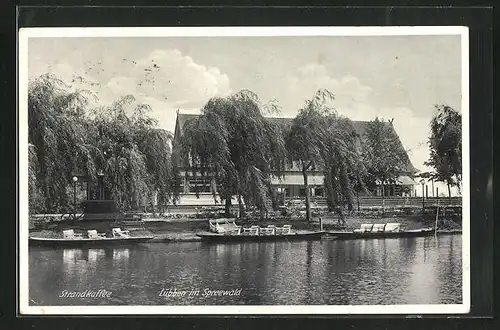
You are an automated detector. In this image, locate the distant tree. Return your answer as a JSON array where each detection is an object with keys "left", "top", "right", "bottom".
[
  {"left": 180, "top": 90, "right": 287, "bottom": 217},
  {"left": 361, "top": 117, "right": 410, "bottom": 197},
  {"left": 424, "top": 104, "right": 462, "bottom": 199}
]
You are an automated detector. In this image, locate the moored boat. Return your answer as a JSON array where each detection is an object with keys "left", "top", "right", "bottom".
[
  {"left": 198, "top": 219, "right": 324, "bottom": 242},
  {"left": 325, "top": 223, "right": 435, "bottom": 240},
  {"left": 29, "top": 228, "right": 154, "bottom": 247},
  {"left": 197, "top": 230, "right": 325, "bottom": 243}
]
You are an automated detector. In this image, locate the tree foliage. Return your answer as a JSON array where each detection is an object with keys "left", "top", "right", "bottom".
[
  {"left": 361, "top": 117, "right": 410, "bottom": 195},
  {"left": 286, "top": 89, "right": 366, "bottom": 223},
  {"left": 180, "top": 90, "right": 288, "bottom": 216},
  {"left": 423, "top": 104, "right": 462, "bottom": 196},
  {"left": 322, "top": 116, "right": 367, "bottom": 221},
  {"left": 28, "top": 73, "right": 177, "bottom": 214}
]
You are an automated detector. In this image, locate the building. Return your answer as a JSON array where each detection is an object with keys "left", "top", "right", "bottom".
[{"left": 172, "top": 113, "right": 419, "bottom": 204}]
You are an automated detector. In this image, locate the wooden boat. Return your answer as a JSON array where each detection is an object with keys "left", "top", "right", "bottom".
[
  {"left": 29, "top": 236, "right": 155, "bottom": 247},
  {"left": 325, "top": 223, "right": 435, "bottom": 240},
  {"left": 197, "top": 230, "right": 325, "bottom": 243},
  {"left": 199, "top": 219, "right": 324, "bottom": 242},
  {"left": 29, "top": 228, "right": 154, "bottom": 247}
]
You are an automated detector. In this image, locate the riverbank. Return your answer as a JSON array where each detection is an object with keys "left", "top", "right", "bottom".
[{"left": 29, "top": 213, "right": 462, "bottom": 243}]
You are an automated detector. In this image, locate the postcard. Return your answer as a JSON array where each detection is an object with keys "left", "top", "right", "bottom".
[{"left": 18, "top": 26, "right": 470, "bottom": 315}]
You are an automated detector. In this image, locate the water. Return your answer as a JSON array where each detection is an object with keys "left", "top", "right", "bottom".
[{"left": 29, "top": 235, "right": 462, "bottom": 306}]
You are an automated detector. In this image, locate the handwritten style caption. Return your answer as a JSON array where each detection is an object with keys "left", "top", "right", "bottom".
[{"left": 158, "top": 288, "right": 242, "bottom": 298}]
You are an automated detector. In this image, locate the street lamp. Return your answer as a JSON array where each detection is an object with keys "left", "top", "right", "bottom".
[
  {"left": 420, "top": 179, "right": 425, "bottom": 215},
  {"left": 72, "top": 176, "right": 78, "bottom": 221}
]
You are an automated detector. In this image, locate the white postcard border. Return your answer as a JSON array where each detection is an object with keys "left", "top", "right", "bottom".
[{"left": 18, "top": 26, "right": 470, "bottom": 315}]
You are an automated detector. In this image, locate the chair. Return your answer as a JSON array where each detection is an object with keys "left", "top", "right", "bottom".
[
  {"left": 215, "top": 222, "right": 226, "bottom": 233},
  {"left": 267, "top": 225, "right": 276, "bottom": 235},
  {"left": 371, "top": 224, "right": 386, "bottom": 233},
  {"left": 276, "top": 225, "right": 292, "bottom": 235},
  {"left": 112, "top": 228, "right": 131, "bottom": 238},
  {"left": 354, "top": 224, "right": 373, "bottom": 233},
  {"left": 209, "top": 219, "right": 218, "bottom": 233},
  {"left": 62, "top": 229, "right": 83, "bottom": 240},
  {"left": 241, "top": 225, "right": 260, "bottom": 236},
  {"left": 248, "top": 225, "right": 260, "bottom": 236},
  {"left": 242, "top": 227, "right": 253, "bottom": 235},
  {"left": 282, "top": 225, "right": 292, "bottom": 234},
  {"left": 384, "top": 223, "right": 402, "bottom": 233},
  {"left": 87, "top": 229, "right": 107, "bottom": 239},
  {"left": 260, "top": 227, "right": 274, "bottom": 235},
  {"left": 227, "top": 219, "right": 242, "bottom": 233}
]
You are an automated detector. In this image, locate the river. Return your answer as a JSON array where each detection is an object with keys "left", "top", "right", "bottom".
[{"left": 29, "top": 234, "right": 462, "bottom": 306}]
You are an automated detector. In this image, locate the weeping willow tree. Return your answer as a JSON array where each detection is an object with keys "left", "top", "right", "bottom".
[
  {"left": 322, "top": 116, "right": 367, "bottom": 224},
  {"left": 423, "top": 104, "right": 462, "bottom": 199},
  {"left": 180, "top": 90, "right": 287, "bottom": 217},
  {"left": 28, "top": 143, "right": 44, "bottom": 213},
  {"left": 28, "top": 73, "right": 178, "bottom": 214},
  {"left": 28, "top": 73, "right": 98, "bottom": 213},
  {"left": 286, "top": 89, "right": 366, "bottom": 223},
  {"left": 286, "top": 90, "right": 333, "bottom": 222},
  {"left": 88, "top": 96, "right": 178, "bottom": 211}
]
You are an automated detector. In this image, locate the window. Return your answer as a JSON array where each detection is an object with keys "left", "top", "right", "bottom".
[
  {"left": 299, "top": 188, "right": 306, "bottom": 197},
  {"left": 315, "top": 188, "right": 324, "bottom": 197},
  {"left": 187, "top": 176, "right": 212, "bottom": 193}
]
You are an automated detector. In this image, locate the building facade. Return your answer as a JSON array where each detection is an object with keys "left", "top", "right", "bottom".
[{"left": 172, "top": 113, "right": 419, "bottom": 204}]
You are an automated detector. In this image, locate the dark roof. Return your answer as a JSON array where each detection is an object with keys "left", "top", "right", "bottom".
[
  {"left": 175, "top": 113, "right": 418, "bottom": 173},
  {"left": 176, "top": 113, "right": 200, "bottom": 133},
  {"left": 266, "top": 117, "right": 373, "bottom": 137}
]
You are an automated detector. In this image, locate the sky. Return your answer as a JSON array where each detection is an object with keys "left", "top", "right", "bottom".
[{"left": 27, "top": 34, "right": 463, "bottom": 194}]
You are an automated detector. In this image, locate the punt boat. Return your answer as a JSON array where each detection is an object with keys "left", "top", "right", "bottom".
[
  {"left": 196, "top": 218, "right": 325, "bottom": 243},
  {"left": 29, "top": 228, "right": 154, "bottom": 247},
  {"left": 324, "top": 223, "right": 435, "bottom": 240}
]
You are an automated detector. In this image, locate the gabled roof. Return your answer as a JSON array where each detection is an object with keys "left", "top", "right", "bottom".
[
  {"left": 176, "top": 113, "right": 200, "bottom": 134},
  {"left": 174, "top": 113, "right": 418, "bottom": 174}
]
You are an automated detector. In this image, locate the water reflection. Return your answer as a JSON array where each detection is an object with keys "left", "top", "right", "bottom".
[
  {"left": 29, "top": 235, "right": 462, "bottom": 306},
  {"left": 112, "top": 249, "right": 130, "bottom": 262},
  {"left": 88, "top": 249, "right": 106, "bottom": 264}
]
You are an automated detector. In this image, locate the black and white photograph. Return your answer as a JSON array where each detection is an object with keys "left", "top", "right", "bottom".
[{"left": 19, "top": 26, "right": 469, "bottom": 315}]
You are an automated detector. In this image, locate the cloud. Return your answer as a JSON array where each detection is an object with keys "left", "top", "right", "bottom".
[
  {"left": 29, "top": 48, "right": 232, "bottom": 132},
  {"left": 287, "top": 63, "right": 373, "bottom": 111},
  {"left": 285, "top": 62, "right": 460, "bottom": 196},
  {"left": 286, "top": 62, "right": 432, "bottom": 174}
]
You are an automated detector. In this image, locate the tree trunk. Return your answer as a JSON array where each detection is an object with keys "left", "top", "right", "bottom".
[
  {"left": 238, "top": 194, "right": 245, "bottom": 218},
  {"left": 356, "top": 191, "right": 360, "bottom": 213},
  {"left": 447, "top": 183, "right": 452, "bottom": 204},
  {"left": 302, "top": 169, "right": 311, "bottom": 222},
  {"left": 224, "top": 197, "right": 232, "bottom": 217}
]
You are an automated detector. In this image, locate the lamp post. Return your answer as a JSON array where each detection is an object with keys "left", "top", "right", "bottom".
[
  {"left": 72, "top": 176, "right": 78, "bottom": 221},
  {"left": 420, "top": 179, "right": 425, "bottom": 215}
]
